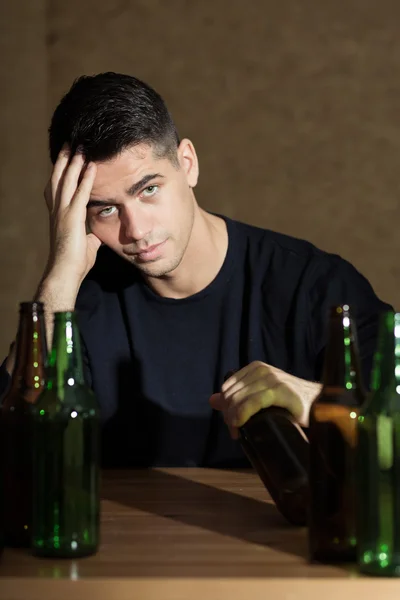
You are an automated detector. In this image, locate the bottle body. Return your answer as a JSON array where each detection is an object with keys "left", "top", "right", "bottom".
[
  {"left": 357, "top": 407, "right": 400, "bottom": 575},
  {"left": 32, "top": 386, "right": 100, "bottom": 557},
  {"left": 308, "top": 305, "right": 365, "bottom": 562},
  {"left": 308, "top": 391, "right": 360, "bottom": 561},
  {"left": 1, "top": 402, "right": 33, "bottom": 547},
  {"left": 0, "top": 302, "right": 47, "bottom": 547},
  {"left": 240, "top": 406, "right": 309, "bottom": 526},
  {"left": 357, "top": 311, "right": 400, "bottom": 576},
  {"left": 31, "top": 311, "right": 100, "bottom": 558}
]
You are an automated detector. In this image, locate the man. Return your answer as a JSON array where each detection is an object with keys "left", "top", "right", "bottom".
[{"left": 0, "top": 72, "right": 391, "bottom": 467}]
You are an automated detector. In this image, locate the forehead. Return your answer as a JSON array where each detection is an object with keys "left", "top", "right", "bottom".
[{"left": 91, "top": 145, "right": 167, "bottom": 194}]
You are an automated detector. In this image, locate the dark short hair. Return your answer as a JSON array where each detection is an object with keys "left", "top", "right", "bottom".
[{"left": 49, "top": 72, "right": 180, "bottom": 165}]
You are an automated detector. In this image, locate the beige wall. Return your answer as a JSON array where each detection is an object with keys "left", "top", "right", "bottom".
[
  {"left": 1, "top": 0, "right": 399, "bottom": 356},
  {"left": 0, "top": 2, "right": 48, "bottom": 357}
]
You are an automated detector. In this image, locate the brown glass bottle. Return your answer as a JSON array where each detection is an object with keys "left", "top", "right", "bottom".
[
  {"left": 0, "top": 302, "right": 47, "bottom": 547},
  {"left": 224, "top": 371, "right": 309, "bottom": 526},
  {"left": 0, "top": 451, "right": 3, "bottom": 556},
  {"left": 308, "top": 305, "right": 366, "bottom": 562}
]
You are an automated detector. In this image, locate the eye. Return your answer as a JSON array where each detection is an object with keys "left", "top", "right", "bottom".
[
  {"left": 98, "top": 206, "right": 117, "bottom": 218},
  {"left": 141, "top": 185, "right": 159, "bottom": 198}
]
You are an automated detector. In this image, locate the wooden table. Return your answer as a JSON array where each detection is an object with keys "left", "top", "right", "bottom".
[{"left": 0, "top": 468, "right": 399, "bottom": 599}]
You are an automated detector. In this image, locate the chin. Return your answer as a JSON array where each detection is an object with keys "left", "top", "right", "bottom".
[{"left": 136, "top": 256, "right": 183, "bottom": 278}]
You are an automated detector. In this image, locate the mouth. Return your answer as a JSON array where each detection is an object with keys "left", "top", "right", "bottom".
[{"left": 126, "top": 240, "right": 168, "bottom": 262}]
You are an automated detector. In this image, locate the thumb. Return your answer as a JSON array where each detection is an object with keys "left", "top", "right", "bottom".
[
  {"left": 209, "top": 392, "right": 226, "bottom": 411},
  {"left": 87, "top": 232, "right": 102, "bottom": 252}
]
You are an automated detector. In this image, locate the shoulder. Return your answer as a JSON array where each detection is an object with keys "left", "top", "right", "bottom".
[
  {"left": 304, "top": 251, "right": 381, "bottom": 308},
  {"left": 226, "top": 215, "right": 323, "bottom": 262},
  {"left": 225, "top": 215, "right": 336, "bottom": 282},
  {"left": 225, "top": 215, "right": 390, "bottom": 309}
]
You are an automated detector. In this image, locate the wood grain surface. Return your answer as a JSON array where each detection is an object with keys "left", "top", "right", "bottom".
[{"left": 0, "top": 468, "right": 398, "bottom": 599}]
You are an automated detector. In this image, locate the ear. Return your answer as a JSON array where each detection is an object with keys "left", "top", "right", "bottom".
[{"left": 177, "top": 138, "right": 199, "bottom": 187}]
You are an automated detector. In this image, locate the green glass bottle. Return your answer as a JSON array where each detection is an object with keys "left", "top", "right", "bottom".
[
  {"left": 309, "top": 305, "right": 366, "bottom": 562},
  {"left": 32, "top": 311, "right": 100, "bottom": 558},
  {"left": 0, "top": 302, "right": 47, "bottom": 547},
  {"left": 357, "top": 311, "right": 400, "bottom": 576}
]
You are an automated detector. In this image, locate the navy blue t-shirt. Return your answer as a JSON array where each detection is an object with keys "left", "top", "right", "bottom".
[{"left": 0, "top": 216, "right": 392, "bottom": 467}]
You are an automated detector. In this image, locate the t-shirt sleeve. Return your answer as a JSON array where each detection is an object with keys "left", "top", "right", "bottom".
[{"left": 306, "top": 254, "right": 393, "bottom": 389}]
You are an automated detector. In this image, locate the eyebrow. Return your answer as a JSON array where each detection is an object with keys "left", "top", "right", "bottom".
[{"left": 87, "top": 173, "right": 164, "bottom": 208}]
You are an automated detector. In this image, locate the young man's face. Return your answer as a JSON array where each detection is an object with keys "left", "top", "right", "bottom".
[{"left": 87, "top": 140, "right": 199, "bottom": 278}]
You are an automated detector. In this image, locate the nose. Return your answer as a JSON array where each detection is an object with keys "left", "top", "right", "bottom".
[{"left": 119, "top": 204, "right": 152, "bottom": 243}]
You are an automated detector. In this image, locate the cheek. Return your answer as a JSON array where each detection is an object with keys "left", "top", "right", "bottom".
[
  {"left": 168, "top": 185, "right": 193, "bottom": 224},
  {"left": 88, "top": 218, "right": 119, "bottom": 244}
]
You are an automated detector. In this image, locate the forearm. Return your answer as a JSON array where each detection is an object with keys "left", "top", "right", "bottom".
[
  {"left": 4, "top": 148, "right": 100, "bottom": 378},
  {"left": 3, "top": 275, "right": 80, "bottom": 378},
  {"left": 34, "top": 273, "right": 80, "bottom": 349}
]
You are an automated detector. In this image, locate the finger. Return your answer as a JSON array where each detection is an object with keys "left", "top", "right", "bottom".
[
  {"left": 49, "top": 145, "right": 71, "bottom": 211},
  {"left": 70, "top": 162, "right": 97, "bottom": 211},
  {"left": 218, "top": 407, "right": 240, "bottom": 439},
  {"left": 228, "top": 425, "right": 239, "bottom": 440},
  {"left": 86, "top": 231, "right": 102, "bottom": 254},
  {"left": 59, "top": 151, "right": 86, "bottom": 209},
  {"left": 209, "top": 393, "right": 227, "bottom": 411},
  {"left": 221, "top": 361, "right": 266, "bottom": 394},
  {"left": 227, "top": 389, "right": 277, "bottom": 428},
  {"left": 51, "top": 143, "right": 70, "bottom": 183},
  {"left": 223, "top": 369, "right": 278, "bottom": 405},
  {"left": 230, "top": 383, "right": 302, "bottom": 428}
]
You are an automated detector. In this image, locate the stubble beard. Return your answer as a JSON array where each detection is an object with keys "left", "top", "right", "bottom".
[
  {"left": 125, "top": 202, "right": 196, "bottom": 279},
  {"left": 131, "top": 251, "right": 184, "bottom": 278}
]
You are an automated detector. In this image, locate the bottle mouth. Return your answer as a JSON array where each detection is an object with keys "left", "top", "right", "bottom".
[
  {"left": 379, "top": 310, "right": 400, "bottom": 330},
  {"left": 330, "top": 304, "right": 351, "bottom": 317},
  {"left": 19, "top": 301, "right": 44, "bottom": 313},
  {"left": 53, "top": 311, "right": 75, "bottom": 319}
]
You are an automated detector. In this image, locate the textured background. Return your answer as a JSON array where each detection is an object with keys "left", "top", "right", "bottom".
[{"left": 1, "top": 0, "right": 399, "bottom": 356}]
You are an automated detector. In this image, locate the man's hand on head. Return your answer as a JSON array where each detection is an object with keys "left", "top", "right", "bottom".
[
  {"left": 43, "top": 145, "right": 101, "bottom": 288},
  {"left": 34, "top": 145, "right": 102, "bottom": 346}
]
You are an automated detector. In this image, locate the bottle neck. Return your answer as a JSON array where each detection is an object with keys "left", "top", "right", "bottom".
[
  {"left": 321, "top": 306, "right": 364, "bottom": 398},
  {"left": 47, "top": 312, "right": 85, "bottom": 395},
  {"left": 370, "top": 312, "right": 400, "bottom": 401},
  {"left": 10, "top": 302, "right": 47, "bottom": 399}
]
